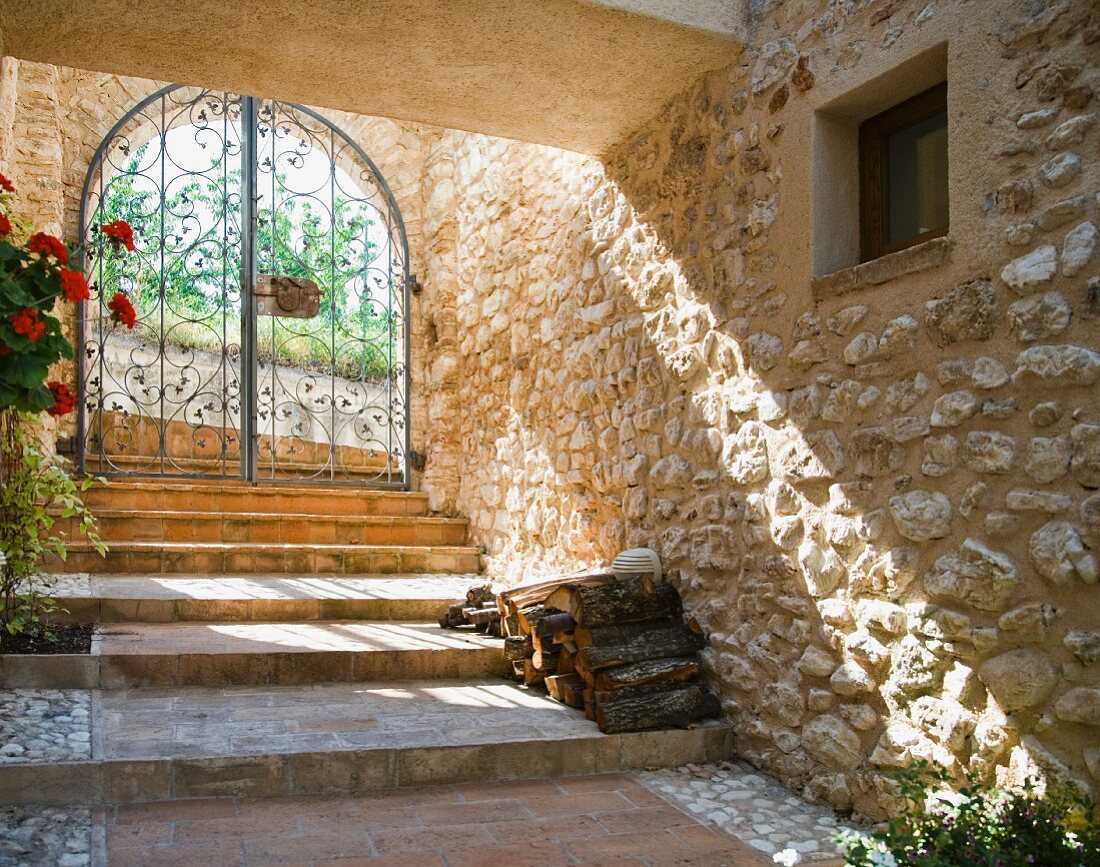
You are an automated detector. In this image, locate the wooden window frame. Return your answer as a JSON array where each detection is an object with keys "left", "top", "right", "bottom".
[{"left": 859, "top": 82, "right": 948, "bottom": 263}]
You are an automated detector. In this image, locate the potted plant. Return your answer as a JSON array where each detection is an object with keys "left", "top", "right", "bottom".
[{"left": 0, "top": 170, "right": 136, "bottom": 650}]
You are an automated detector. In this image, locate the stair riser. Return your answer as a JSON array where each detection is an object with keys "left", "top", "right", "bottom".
[
  {"left": 79, "top": 489, "right": 430, "bottom": 517},
  {"left": 56, "top": 516, "right": 467, "bottom": 546},
  {"left": 47, "top": 548, "right": 481, "bottom": 575},
  {"left": 0, "top": 726, "right": 735, "bottom": 806},
  {"left": 0, "top": 648, "right": 507, "bottom": 689},
  {"left": 55, "top": 596, "right": 456, "bottom": 624}
]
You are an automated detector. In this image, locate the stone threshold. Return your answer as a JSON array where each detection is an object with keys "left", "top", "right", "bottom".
[
  {"left": 0, "top": 726, "right": 735, "bottom": 807},
  {"left": 0, "top": 622, "right": 506, "bottom": 688},
  {"left": 80, "top": 481, "right": 432, "bottom": 517},
  {"left": 51, "top": 542, "right": 482, "bottom": 576},
  {"left": 48, "top": 573, "right": 480, "bottom": 625},
  {"left": 54, "top": 511, "right": 469, "bottom": 552}
]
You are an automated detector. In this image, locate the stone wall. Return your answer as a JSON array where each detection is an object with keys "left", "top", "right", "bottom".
[{"left": 438, "top": 0, "right": 1100, "bottom": 818}]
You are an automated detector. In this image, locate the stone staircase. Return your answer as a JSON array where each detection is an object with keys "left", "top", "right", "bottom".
[
  {"left": 0, "top": 480, "right": 733, "bottom": 808},
  {"left": 54, "top": 481, "right": 479, "bottom": 574}
]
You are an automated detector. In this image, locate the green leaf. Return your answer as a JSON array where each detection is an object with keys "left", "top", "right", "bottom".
[
  {"left": 23, "top": 384, "right": 53, "bottom": 412},
  {"left": 2, "top": 353, "right": 49, "bottom": 388},
  {"left": 0, "top": 276, "right": 36, "bottom": 308}
]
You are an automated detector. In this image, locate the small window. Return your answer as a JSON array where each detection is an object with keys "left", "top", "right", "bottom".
[{"left": 859, "top": 83, "right": 948, "bottom": 262}]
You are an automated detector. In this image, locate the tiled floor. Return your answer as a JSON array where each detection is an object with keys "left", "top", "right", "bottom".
[
  {"left": 101, "top": 774, "right": 776, "bottom": 866},
  {"left": 49, "top": 574, "right": 483, "bottom": 602},
  {"left": 97, "top": 680, "right": 606, "bottom": 760},
  {"left": 96, "top": 622, "right": 498, "bottom": 656}
]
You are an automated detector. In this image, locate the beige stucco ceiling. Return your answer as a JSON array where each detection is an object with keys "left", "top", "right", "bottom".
[{"left": 0, "top": 0, "right": 742, "bottom": 155}]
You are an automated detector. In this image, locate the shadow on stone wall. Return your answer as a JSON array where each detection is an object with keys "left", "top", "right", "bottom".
[{"left": 445, "top": 1, "right": 1100, "bottom": 819}]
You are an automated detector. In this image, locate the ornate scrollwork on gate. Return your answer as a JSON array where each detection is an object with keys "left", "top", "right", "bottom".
[{"left": 79, "top": 85, "right": 410, "bottom": 487}]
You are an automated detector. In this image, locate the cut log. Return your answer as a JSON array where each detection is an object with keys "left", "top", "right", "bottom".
[
  {"left": 562, "top": 678, "right": 587, "bottom": 708},
  {"left": 517, "top": 604, "right": 554, "bottom": 636},
  {"left": 546, "top": 575, "right": 682, "bottom": 626},
  {"left": 466, "top": 585, "right": 494, "bottom": 606},
  {"left": 464, "top": 607, "right": 501, "bottom": 627},
  {"left": 532, "top": 648, "right": 559, "bottom": 672},
  {"left": 593, "top": 656, "right": 699, "bottom": 692},
  {"left": 535, "top": 612, "right": 576, "bottom": 639},
  {"left": 531, "top": 633, "right": 555, "bottom": 653},
  {"left": 438, "top": 601, "right": 467, "bottom": 628},
  {"left": 499, "top": 571, "right": 617, "bottom": 610},
  {"left": 511, "top": 661, "right": 525, "bottom": 679},
  {"left": 583, "top": 688, "right": 596, "bottom": 721},
  {"left": 523, "top": 659, "right": 546, "bottom": 687},
  {"left": 545, "top": 672, "right": 585, "bottom": 706},
  {"left": 503, "top": 635, "right": 534, "bottom": 662},
  {"left": 556, "top": 647, "right": 576, "bottom": 676},
  {"left": 593, "top": 682, "right": 684, "bottom": 705},
  {"left": 574, "top": 616, "right": 688, "bottom": 648},
  {"left": 503, "top": 612, "right": 521, "bottom": 637},
  {"left": 595, "top": 685, "right": 721, "bottom": 734},
  {"left": 577, "top": 624, "right": 707, "bottom": 672}
]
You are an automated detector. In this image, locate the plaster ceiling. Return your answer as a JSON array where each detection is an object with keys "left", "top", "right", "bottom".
[{"left": 0, "top": 0, "right": 742, "bottom": 155}]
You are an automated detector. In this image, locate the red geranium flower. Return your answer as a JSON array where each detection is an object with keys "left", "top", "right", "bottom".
[
  {"left": 0, "top": 172, "right": 14, "bottom": 193},
  {"left": 59, "top": 269, "right": 91, "bottom": 303},
  {"left": 108, "top": 292, "right": 137, "bottom": 329},
  {"left": 0, "top": 343, "right": 10, "bottom": 356},
  {"left": 28, "top": 231, "right": 68, "bottom": 265},
  {"left": 0, "top": 214, "right": 10, "bottom": 237},
  {"left": 100, "top": 220, "right": 135, "bottom": 252},
  {"left": 45, "top": 381, "right": 75, "bottom": 417},
  {"left": 10, "top": 307, "right": 45, "bottom": 341}
]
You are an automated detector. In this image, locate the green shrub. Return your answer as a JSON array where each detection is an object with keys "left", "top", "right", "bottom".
[
  {"left": 836, "top": 761, "right": 1100, "bottom": 867},
  {"left": 0, "top": 413, "right": 105, "bottom": 640}
]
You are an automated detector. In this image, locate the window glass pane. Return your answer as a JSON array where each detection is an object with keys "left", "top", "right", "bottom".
[{"left": 885, "top": 107, "right": 948, "bottom": 247}]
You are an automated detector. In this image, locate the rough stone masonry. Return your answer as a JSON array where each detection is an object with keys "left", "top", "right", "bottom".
[{"left": 0, "top": 0, "right": 1097, "bottom": 822}]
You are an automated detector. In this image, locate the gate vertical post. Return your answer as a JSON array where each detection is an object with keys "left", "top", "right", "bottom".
[{"left": 240, "top": 96, "right": 259, "bottom": 482}]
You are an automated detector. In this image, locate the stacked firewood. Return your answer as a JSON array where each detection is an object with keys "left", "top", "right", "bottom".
[
  {"left": 497, "top": 572, "right": 721, "bottom": 734},
  {"left": 438, "top": 584, "right": 503, "bottom": 637}
]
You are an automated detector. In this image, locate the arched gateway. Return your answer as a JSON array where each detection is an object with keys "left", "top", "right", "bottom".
[{"left": 77, "top": 86, "right": 411, "bottom": 487}]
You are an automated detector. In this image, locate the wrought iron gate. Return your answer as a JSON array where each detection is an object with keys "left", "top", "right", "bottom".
[{"left": 77, "top": 85, "right": 410, "bottom": 487}]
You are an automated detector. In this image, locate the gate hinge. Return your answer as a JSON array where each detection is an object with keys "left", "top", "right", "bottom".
[{"left": 405, "top": 274, "right": 422, "bottom": 295}]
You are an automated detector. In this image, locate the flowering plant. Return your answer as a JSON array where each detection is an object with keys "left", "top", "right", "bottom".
[
  {"left": 0, "top": 170, "right": 136, "bottom": 415},
  {"left": 836, "top": 761, "right": 1100, "bottom": 867},
  {"left": 0, "top": 173, "right": 128, "bottom": 643}
]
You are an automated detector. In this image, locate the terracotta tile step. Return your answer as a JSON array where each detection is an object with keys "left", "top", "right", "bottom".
[
  {"left": 84, "top": 452, "right": 397, "bottom": 480},
  {"left": 0, "top": 622, "right": 507, "bottom": 689},
  {"left": 51, "top": 574, "right": 480, "bottom": 623},
  {"left": 99, "top": 775, "right": 775, "bottom": 867},
  {"left": 79, "top": 481, "right": 431, "bottom": 517},
  {"left": 55, "top": 510, "right": 469, "bottom": 546},
  {"left": 46, "top": 542, "right": 482, "bottom": 575},
  {"left": 0, "top": 679, "right": 735, "bottom": 806}
]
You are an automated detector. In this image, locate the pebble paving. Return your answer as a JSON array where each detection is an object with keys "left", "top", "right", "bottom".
[
  {"left": 0, "top": 806, "right": 92, "bottom": 867},
  {"left": 639, "top": 760, "right": 862, "bottom": 862},
  {"left": 0, "top": 689, "right": 92, "bottom": 763},
  {"left": 29, "top": 574, "right": 91, "bottom": 598}
]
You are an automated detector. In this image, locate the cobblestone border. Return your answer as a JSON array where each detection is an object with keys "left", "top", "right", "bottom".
[
  {"left": 0, "top": 805, "right": 92, "bottom": 866},
  {"left": 0, "top": 690, "right": 92, "bottom": 763},
  {"left": 638, "top": 761, "right": 863, "bottom": 862}
]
